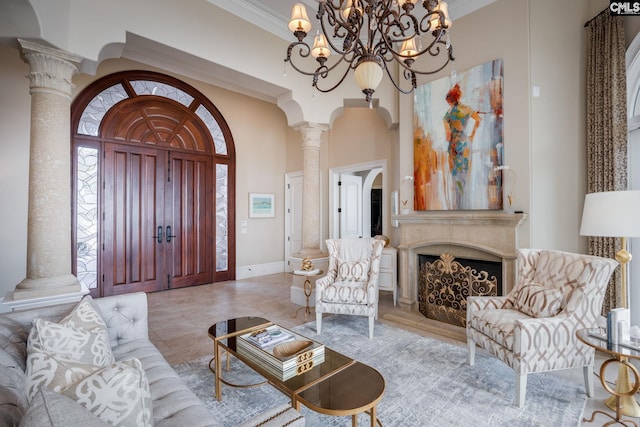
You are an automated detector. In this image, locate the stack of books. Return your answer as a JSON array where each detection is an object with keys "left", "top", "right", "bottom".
[{"left": 237, "top": 325, "right": 325, "bottom": 381}]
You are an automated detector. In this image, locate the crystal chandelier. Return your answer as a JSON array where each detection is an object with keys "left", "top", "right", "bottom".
[{"left": 285, "top": 0, "right": 454, "bottom": 105}]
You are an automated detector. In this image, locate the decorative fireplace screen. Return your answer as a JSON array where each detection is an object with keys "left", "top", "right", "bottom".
[{"left": 417, "top": 253, "right": 502, "bottom": 328}]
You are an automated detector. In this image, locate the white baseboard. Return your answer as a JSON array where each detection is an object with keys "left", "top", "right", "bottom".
[{"left": 235, "top": 261, "right": 285, "bottom": 280}]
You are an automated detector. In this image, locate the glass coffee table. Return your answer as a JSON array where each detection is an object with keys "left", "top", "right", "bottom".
[{"left": 208, "top": 317, "right": 385, "bottom": 426}]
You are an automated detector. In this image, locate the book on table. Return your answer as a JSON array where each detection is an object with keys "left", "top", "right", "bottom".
[
  {"left": 244, "top": 326, "right": 296, "bottom": 348},
  {"left": 237, "top": 325, "right": 325, "bottom": 381}
]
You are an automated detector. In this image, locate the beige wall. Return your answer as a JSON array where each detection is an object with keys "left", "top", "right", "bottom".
[
  {"left": 529, "top": 0, "right": 591, "bottom": 252},
  {"left": 328, "top": 109, "right": 395, "bottom": 168},
  {"left": 0, "top": 43, "right": 30, "bottom": 297}
]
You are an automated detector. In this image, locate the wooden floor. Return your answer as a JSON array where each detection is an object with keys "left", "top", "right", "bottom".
[{"left": 146, "top": 272, "right": 625, "bottom": 427}]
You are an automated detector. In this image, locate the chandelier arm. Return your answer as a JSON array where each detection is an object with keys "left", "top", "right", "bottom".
[
  {"left": 316, "top": 2, "right": 364, "bottom": 57},
  {"left": 381, "top": 62, "right": 415, "bottom": 95},
  {"left": 384, "top": 10, "right": 418, "bottom": 39},
  {"left": 286, "top": 49, "right": 353, "bottom": 79},
  {"left": 314, "top": 64, "right": 354, "bottom": 93},
  {"left": 418, "top": 9, "right": 447, "bottom": 34},
  {"left": 397, "top": 50, "right": 453, "bottom": 76}
]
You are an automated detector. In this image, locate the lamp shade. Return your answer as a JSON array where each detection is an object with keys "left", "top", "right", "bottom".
[
  {"left": 289, "top": 3, "right": 312, "bottom": 34},
  {"left": 354, "top": 60, "right": 383, "bottom": 91},
  {"left": 400, "top": 37, "right": 419, "bottom": 58},
  {"left": 311, "top": 33, "right": 331, "bottom": 58},
  {"left": 580, "top": 190, "right": 640, "bottom": 237}
]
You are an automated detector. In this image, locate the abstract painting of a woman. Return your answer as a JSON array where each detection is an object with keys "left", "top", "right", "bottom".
[
  {"left": 413, "top": 58, "right": 504, "bottom": 210},
  {"left": 443, "top": 83, "right": 481, "bottom": 209}
]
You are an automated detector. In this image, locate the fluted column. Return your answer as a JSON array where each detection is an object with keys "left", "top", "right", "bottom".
[
  {"left": 297, "top": 123, "right": 327, "bottom": 257},
  {"left": 11, "top": 39, "right": 83, "bottom": 301}
]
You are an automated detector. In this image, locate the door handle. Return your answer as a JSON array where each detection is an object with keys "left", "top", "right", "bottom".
[
  {"left": 152, "top": 226, "right": 163, "bottom": 244},
  {"left": 165, "top": 225, "right": 176, "bottom": 243}
]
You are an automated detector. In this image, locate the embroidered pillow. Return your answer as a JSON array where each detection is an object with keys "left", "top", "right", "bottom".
[
  {"left": 336, "top": 258, "right": 370, "bottom": 282},
  {"left": 513, "top": 283, "right": 563, "bottom": 318},
  {"left": 60, "top": 358, "right": 153, "bottom": 427},
  {"left": 25, "top": 298, "right": 115, "bottom": 403}
]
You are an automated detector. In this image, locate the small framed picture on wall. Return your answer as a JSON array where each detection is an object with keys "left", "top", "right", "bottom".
[{"left": 249, "top": 193, "right": 275, "bottom": 218}]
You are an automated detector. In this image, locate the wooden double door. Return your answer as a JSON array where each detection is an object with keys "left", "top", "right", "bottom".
[{"left": 103, "top": 143, "right": 214, "bottom": 295}]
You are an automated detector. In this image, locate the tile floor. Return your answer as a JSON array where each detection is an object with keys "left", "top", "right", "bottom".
[{"left": 146, "top": 273, "right": 635, "bottom": 427}]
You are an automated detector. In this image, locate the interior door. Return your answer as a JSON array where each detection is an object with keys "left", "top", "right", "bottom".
[{"left": 339, "top": 174, "right": 363, "bottom": 238}]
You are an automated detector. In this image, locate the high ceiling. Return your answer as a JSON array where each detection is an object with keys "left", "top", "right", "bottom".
[{"left": 207, "top": 0, "right": 497, "bottom": 42}]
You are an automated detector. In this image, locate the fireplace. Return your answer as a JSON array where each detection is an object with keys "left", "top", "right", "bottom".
[
  {"left": 389, "top": 211, "right": 527, "bottom": 335},
  {"left": 417, "top": 253, "right": 502, "bottom": 327}
]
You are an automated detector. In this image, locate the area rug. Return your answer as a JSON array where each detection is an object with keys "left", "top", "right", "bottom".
[{"left": 173, "top": 315, "right": 586, "bottom": 426}]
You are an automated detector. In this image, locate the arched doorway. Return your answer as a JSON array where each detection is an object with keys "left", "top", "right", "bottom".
[{"left": 71, "top": 71, "right": 235, "bottom": 296}]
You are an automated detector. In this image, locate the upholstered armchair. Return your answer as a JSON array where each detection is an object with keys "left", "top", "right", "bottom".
[
  {"left": 315, "top": 237, "right": 385, "bottom": 339},
  {"left": 466, "top": 248, "right": 617, "bottom": 408}
]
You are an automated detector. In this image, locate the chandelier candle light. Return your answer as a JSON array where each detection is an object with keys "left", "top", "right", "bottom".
[{"left": 285, "top": 0, "right": 455, "bottom": 106}]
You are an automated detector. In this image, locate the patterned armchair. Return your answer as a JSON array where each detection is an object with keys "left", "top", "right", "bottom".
[
  {"left": 315, "top": 237, "right": 385, "bottom": 339},
  {"left": 466, "top": 248, "right": 617, "bottom": 407}
]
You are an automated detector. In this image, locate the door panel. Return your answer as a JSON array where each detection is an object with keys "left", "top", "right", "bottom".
[
  {"left": 103, "top": 144, "right": 165, "bottom": 295},
  {"left": 167, "top": 152, "right": 214, "bottom": 288}
]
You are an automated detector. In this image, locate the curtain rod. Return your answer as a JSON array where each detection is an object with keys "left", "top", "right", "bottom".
[{"left": 584, "top": 7, "right": 608, "bottom": 27}]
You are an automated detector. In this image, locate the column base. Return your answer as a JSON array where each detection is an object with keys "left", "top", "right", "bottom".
[{"left": 3, "top": 274, "right": 86, "bottom": 311}]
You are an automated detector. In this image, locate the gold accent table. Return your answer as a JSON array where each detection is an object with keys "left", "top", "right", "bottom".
[
  {"left": 208, "top": 317, "right": 385, "bottom": 426},
  {"left": 291, "top": 269, "right": 323, "bottom": 321},
  {"left": 577, "top": 328, "right": 640, "bottom": 426}
]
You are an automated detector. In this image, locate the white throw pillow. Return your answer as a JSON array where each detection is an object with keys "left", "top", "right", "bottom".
[
  {"left": 336, "top": 258, "right": 370, "bottom": 282},
  {"left": 512, "top": 283, "right": 563, "bottom": 318},
  {"left": 25, "top": 298, "right": 115, "bottom": 403},
  {"left": 61, "top": 358, "right": 153, "bottom": 427},
  {"left": 21, "top": 388, "right": 111, "bottom": 427}
]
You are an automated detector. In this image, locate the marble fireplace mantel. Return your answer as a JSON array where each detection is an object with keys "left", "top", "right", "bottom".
[{"left": 394, "top": 211, "right": 528, "bottom": 310}]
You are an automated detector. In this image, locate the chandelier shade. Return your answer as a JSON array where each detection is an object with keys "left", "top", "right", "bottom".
[
  {"left": 285, "top": 0, "right": 455, "bottom": 105},
  {"left": 354, "top": 59, "right": 384, "bottom": 93}
]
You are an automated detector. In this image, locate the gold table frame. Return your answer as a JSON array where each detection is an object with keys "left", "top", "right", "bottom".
[
  {"left": 577, "top": 328, "right": 640, "bottom": 427},
  {"left": 208, "top": 317, "right": 384, "bottom": 427},
  {"left": 291, "top": 270, "right": 323, "bottom": 321}
]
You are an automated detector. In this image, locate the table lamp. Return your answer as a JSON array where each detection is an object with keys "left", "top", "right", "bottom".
[{"left": 580, "top": 190, "right": 640, "bottom": 417}]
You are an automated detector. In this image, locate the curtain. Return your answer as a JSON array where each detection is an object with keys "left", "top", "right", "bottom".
[{"left": 585, "top": 11, "right": 627, "bottom": 313}]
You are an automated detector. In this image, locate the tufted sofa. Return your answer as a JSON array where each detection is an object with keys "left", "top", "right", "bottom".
[{"left": 0, "top": 292, "right": 304, "bottom": 426}]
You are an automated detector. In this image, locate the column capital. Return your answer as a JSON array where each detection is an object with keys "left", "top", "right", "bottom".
[
  {"left": 296, "top": 122, "right": 328, "bottom": 149},
  {"left": 18, "top": 39, "right": 83, "bottom": 98}
]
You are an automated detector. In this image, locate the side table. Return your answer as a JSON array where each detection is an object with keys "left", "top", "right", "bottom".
[
  {"left": 576, "top": 328, "right": 640, "bottom": 427},
  {"left": 291, "top": 269, "right": 323, "bottom": 321}
]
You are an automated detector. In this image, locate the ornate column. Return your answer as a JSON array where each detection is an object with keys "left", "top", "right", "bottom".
[
  {"left": 9, "top": 39, "right": 83, "bottom": 302},
  {"left": 296, "top": 123, "right": 327, "bottom": 257}
]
